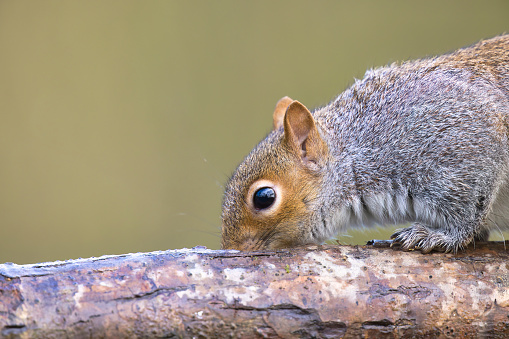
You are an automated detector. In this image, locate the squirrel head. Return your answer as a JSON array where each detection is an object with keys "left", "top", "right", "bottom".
[{"left": 221, "top": 97, "right": 329, "bottom": 251}]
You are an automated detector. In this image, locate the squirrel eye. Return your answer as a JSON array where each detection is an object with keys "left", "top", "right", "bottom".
[{"left": 253, "top": 187, "right": 276, "bottom": 210}]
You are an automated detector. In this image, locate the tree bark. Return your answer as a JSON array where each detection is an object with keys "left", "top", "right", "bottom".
[{"left": 1, "top": 242, "right": 509, "bottom": 338}]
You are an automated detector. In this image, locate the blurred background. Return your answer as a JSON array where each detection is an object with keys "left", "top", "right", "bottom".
[{"left": 0, "top": 1, "right": 508, "bottom": 264}]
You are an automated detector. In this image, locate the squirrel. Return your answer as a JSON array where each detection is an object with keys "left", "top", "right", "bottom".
[{"left": 221, "top": 35, "right": 509, "bottom": 253}]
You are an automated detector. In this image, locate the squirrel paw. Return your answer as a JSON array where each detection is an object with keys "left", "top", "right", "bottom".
[{"left": 390, "top": 223, "right": 465, "bottom": 253}]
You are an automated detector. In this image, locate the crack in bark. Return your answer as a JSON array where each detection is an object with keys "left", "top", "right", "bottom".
[
  {"left": 207, "top": 251, "right": 294, "bottom": 259},
  {"left": 113, "top": 286, "right": 189, "bottom": 302},
  {"left": 69, "top": 313, "right": 104, "bottom": 327},
  {"left": 1, "top": 324, "right": 27, "bottom": 336},
  {"left": 362, "top": 319, "right": 394, "bottom": 328}
]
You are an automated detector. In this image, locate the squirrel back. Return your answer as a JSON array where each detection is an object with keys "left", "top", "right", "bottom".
[{"left": 221, "top": 35, "right": 509, "bottom": 253}]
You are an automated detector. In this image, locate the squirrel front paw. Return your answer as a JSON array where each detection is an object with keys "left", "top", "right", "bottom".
[{"left": 390, "top": 223, "right": 469, "bottom": 253}]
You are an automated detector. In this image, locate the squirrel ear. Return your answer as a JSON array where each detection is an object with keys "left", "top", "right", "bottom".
[
  {"left": 283, "top": 101, "right": 328, "bottom": 167},
  {"left": 273, "top": 96, "right": 294, "bottom": 130}
]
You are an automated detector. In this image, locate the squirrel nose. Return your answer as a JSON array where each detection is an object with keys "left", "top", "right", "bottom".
[{"left": 221, "top": 234, "right": 261, "bottom": 251}]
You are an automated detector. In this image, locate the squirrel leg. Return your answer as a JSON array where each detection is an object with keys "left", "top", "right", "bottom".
[{"left": 390, "top": 221, "right": 486, "bottom": 253}]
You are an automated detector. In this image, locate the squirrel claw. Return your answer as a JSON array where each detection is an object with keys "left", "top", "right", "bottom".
[{"left": 391, "top": 224, "right": 453, "bottom": 253}]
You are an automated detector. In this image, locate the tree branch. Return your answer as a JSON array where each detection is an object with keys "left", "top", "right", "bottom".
[{"left": 1, "top": 243, "right": 509, "bottom": 338}]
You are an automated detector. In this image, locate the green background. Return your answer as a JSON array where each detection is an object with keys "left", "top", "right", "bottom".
[{"left": 1, "top": 1, "right": 508, "bottom": 264}]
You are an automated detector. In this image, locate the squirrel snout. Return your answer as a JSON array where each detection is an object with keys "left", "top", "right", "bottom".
[{"left": 220, "top": 229, "right": 264, "bottom": 251}]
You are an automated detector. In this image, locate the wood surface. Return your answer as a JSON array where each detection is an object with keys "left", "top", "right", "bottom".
[{"left": 1, "top": 243, "right": 509, "bottom": 338}]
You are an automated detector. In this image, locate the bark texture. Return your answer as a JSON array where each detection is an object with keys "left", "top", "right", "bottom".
[{"left": 1, "top": 243, "right": 509, "bottom": 338}]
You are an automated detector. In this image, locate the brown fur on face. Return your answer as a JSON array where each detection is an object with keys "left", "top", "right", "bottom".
[
  {"left": 221, "top": 101, "right": 328, "bottom": 250},
  {"left": 221, "top": 166, "right": 321, "bottom": 251}
]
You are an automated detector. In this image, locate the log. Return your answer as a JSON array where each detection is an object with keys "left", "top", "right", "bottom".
[{"left": 1, "top": 243, "right": 509, "bottom": 338}]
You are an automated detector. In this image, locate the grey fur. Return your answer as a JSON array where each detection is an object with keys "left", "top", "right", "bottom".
[{"left": 222, "top": 35, "right": 509, "bottom": 253}]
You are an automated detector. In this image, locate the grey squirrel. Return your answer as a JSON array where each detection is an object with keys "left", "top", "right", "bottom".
[{"left": 221, "top": 35, "right": 509, "bottom": 253}]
